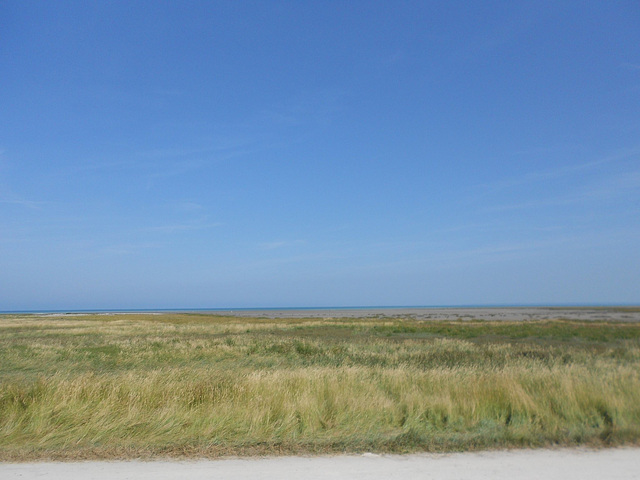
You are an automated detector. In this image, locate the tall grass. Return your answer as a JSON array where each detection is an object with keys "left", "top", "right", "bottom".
[{"left": 1, "top": 313, "right": 639, "bottom": 459}]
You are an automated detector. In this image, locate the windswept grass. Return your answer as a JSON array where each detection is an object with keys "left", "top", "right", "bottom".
[{"left": 1, "top": 313, "right": 639, "bottom": 460}]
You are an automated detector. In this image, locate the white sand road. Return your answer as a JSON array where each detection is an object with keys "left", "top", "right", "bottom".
[{"left": 2, "top": 448, "right": 639, "bottom": 480}]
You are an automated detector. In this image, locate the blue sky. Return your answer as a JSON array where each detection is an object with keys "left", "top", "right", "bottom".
[{"left": 1, "top": 1, "right": 639, "bottom": 310}]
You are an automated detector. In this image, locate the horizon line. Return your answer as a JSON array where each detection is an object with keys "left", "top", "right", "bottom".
[{"left": 2, "top": 303, "right": 639, "bottom": 315}]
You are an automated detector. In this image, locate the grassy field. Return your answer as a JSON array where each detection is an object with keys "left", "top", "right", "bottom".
[{"left": 1, "top": 312, "right": 640, "bottom": 460}]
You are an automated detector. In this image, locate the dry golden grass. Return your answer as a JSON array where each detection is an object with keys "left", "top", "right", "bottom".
[{"left": 1, "top": 313, "right": 639, "bottom": 460}]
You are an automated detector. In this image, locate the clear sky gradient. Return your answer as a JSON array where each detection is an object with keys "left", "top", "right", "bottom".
[{"left": 1, "top": 1, "right": 639, "bottom": 310}]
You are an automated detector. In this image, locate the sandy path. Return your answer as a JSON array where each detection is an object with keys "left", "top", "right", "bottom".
[{"left": 2, "top": 448, "right": 639, "bottom": 480}]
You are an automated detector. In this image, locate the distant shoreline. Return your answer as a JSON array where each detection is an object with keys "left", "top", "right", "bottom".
[
  {"left": 3, "top": 305, "right": 640, "bottom": 322},
  {"left": 2, "top": 304, "right": 639, "bottom": 314}
]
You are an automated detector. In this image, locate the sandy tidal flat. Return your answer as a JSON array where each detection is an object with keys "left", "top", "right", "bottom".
[{"left": 209, "top": 306, "right": 640, "bottom": 322}]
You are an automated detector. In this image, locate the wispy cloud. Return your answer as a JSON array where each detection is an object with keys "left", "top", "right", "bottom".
[
  {"left": 1, "top": 154, "right": 44, "bottom": 209},
  {"left": 478, "top": 147, "right": 640, "bottom": 192},
  {"left": 254, "top": 90, "right": 344, "bottom": 130},
  {"left": 172, "top": 201, "right": 204, "bottom": 212},
  {"left": 0, "top": 198, "right": 45, "bottom": 209},
  {"left": 100, "top": 242, "right": 164, "bottom": 256},
  {"left": 0, "top": 191, "right": 47, "bottom": 209},
  {"left": 258, "top": 240, "right": 305, "bottom": 250},
  {"left": 142, "top": 222, "right": 222, "bottom": 234},
  {"left": 484, "top": 168, "right": 640, "bottom": 212},
  {"left": 138, "top": 146, "right": 225, "bottom": 160},
  {"left": 350, "top": 225, "right": 640, "bottom": 274},
  {"left": 142, "top": 144, "right": 269, "bottom": 187},
  {"left": 53, "top": 138, "right": 266, "bottom": 180},
  {"left": 236, "top": 251, "right": 344, "bottom": 273}
]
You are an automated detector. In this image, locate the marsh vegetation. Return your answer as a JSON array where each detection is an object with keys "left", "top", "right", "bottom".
[{"left": 1, "top": 313, "right": 639, "bottom": 460}]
